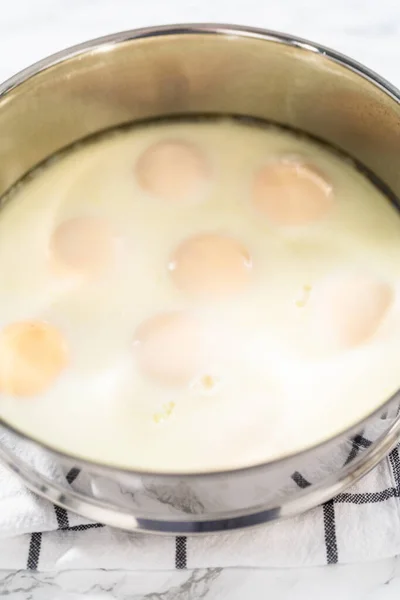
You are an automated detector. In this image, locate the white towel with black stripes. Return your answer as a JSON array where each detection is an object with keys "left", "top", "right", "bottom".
[{"left": 1, "top": 437, "right": 400, "bottom": 571}]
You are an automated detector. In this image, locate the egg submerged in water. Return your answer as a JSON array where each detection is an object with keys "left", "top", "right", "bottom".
[
  {"left": 309, "top": 272, "right": 394, "bottom": 353},
  {"left": 0, "top": 321, "right": 68, "bottom": 397},
  {"left": 50, "top": 216, "right": 116, "bottom": 278},
  {"left": 252, "top": 157, "right": 334, "bottom": 226},
  {"left": 134, "top": 139, "right": 209, "bottom": 202},
  {"left": 168, "top": 233, "right": 253, "bottom": 299},
  {"left": 133, "top": 311, "right": 207, "bottom": 387}
]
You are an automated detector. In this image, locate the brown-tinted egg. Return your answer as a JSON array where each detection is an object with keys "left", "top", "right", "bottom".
[
  {"left": 0, "top": 321, "right": 68, "bottom": 397},
  {"left": 134, "top": 312, "right": 204, "bottom": 387},
  {"left": 50, "top": 216, "right": 115, "bottom": 276},
  {"left": 169, "top": 234, "right": 252, "bottom": 298},
  {"left": 252, "top": 159, "right": 333, "bottom": 226},
  {"left": 135, "top": 140, "right": 209, "bottom": 202},
  {"left": 311, "top": 273, "right": 394, "bottom": 351}
]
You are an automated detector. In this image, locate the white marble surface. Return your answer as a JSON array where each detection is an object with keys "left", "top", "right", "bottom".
[
  {"left": 2, "top": 559, "right": 400, "bottom": 599},
  {"left": 1, "top": 0, "right": 400, "bottom": 597}
]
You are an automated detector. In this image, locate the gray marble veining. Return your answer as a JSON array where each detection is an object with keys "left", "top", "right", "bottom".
[{"left": 3, "top": 560, "right": 400, "bottom": 599}]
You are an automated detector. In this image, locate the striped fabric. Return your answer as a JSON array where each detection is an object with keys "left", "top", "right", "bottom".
[{"left": 1, "top": 442, "right": 400, "bottom": 570}]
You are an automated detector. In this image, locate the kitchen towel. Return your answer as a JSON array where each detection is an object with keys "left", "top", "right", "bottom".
[{"left": 1, "top": 431, "right": 400, "bottom": 571}]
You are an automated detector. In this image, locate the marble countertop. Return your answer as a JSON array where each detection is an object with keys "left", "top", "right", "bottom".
[
  {"left": 2, "top": 0, "right": 400, "bottom": 597},
  {"left": 3, "top": 558, "right": 400, "bottom": 599}
]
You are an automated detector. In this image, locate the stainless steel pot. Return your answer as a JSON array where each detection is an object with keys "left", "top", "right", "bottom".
[{"left": 1, "top": 23, "right": 400, "bottom": 534}]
